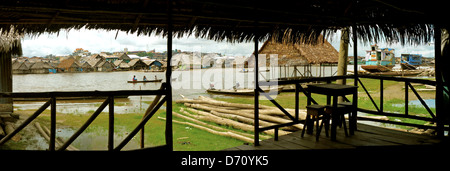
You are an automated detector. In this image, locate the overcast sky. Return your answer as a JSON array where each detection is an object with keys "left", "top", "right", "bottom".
[{"left": 21, "top": 28, "right": 435, "bottom": 58}]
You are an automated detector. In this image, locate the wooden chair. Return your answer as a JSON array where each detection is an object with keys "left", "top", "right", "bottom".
[
  {"left": 301, "top": 104, "right": 330, "bottom": 141},
  {"left": 325, "top": 103, "right": 352, "bottom": 137}
]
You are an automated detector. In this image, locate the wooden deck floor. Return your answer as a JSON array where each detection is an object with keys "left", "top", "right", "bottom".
[{"left": 225, "top": 123, "right": 442, "bottom": 151}]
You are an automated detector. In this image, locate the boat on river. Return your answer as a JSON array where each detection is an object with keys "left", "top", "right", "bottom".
[
  {"left": 127, "top": 79, "right": 163, "bottom": 83},
  {"left": 361, "top": 44, "right": 395, "bottom": 72},
  {"left": 206, "top": 87, "right": 283, "bottom": 96},
  {"left": 400, "top": 54, "right": 422, "bottom": 70}
]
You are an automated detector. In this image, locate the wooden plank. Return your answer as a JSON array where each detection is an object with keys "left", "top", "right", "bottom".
[
  {"left": 357, "top": 123, "right": 438, "bottom": 142},
  {"left": 225, "top": 123, "right": 441, "bottom": 151},
  {"left": 356, "top": 124, "right": 435, "bottom": 145}
]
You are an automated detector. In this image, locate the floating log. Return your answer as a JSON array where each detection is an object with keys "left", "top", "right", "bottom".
[
  {"left": 34, "top": 122, "right": 78, "bottom": 151},
  {"left": 4, "top": 122, "right": 20, "bottom": 142}
]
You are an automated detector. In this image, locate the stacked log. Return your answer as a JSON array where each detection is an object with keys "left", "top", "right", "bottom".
[
  {"left": 33, "top": 122, "right": 78, "bottom": 151},
  {"left": 170, "top": 95, "right": 307, "bottom": 143}
]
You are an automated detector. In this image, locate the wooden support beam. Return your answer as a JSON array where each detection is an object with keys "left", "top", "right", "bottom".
[
  {"left": 254, "top": 29, "right": 260, "bottom": 146},
  {"left": 0, "top": 99, "right": 51, "bottom": 146},
  {"left": 165, "top": 0, "right": 173, "bottom": 151},
  {"left": 58, "top": 98, "right": 109, "bottom": 151},
  {"left": 108, "top": 96, "right": 114, "bottom": 151},
  {"left": 49, "top": 97, "right": 56, "bottom": 151},
  {"left": 0, "top": 51, "right": 13, "bottom": 115},
  {"left": 114, "top": 96, "right": 167, "bottom": 151}
]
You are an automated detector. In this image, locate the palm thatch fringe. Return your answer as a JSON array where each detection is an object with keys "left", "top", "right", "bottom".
[{"left": 0, "top": 26, "right": 23, "bottom": 56}]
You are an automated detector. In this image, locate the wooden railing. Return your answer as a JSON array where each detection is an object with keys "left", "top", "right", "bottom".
[
  {"left": 356, "top": 75, "right": 438, "bottom": 129},
  {"left": 256, "top": 74, "right": 446, "bottom": 145},
  {"left": 0, "top": 83, "right": 170, "bottom": 151}
]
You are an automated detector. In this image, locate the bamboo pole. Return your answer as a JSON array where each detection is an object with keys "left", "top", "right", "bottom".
[
  {"left": 184, "top": 103, "right": 304, "bottom": 130},
  {"left": 184, "top": 107, "right": 286, "bottom": 136},
  {"left": 174, "top": 111, "right": 270, "bottom": 139}
]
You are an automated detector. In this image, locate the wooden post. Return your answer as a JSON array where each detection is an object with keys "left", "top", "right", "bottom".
[
  {"left": 108, "top": 96, "right": 114, "bottom": 151},
  {"left": 380, "top": 78, "right": 383, "bottom": 113},
  {"left": 337, "top": 27, "right": 349, "bottom": 86},
  {"left": 165, "top": 0, "right": 173, "bottom": 151},
  {"left": 254, "top": 34, "right": 260, "bottom": 146},
  {"left": 435, "top": 26, "right": 444, "bottom": 137},
  {"left": 0, "top": 52, "right": 13, "bottom": 115},
  {"left": 352, "top": 23, "right": 358, "bottom": 131},
  {"left": 50, "top": 96, "right": 56, "bottom": 151},
  {"left": 405, "top": 81, "right": 409, "bottom": 116}
]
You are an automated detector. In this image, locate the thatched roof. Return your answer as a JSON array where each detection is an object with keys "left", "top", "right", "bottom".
[
  {"left": 57, "top": 57, "right": 80, "bottom": 69},
  {"left": 258, "top": 35, "right": 338, "bottom": 65},
  {"left": 0, "top": 0, "right": 445, "bottom": 48},
  {"left": 0, "top": 26, "right": 23, "bottom": 55},
  {"left": 30, "top": 61, "right": 53, "bottom": 69}
]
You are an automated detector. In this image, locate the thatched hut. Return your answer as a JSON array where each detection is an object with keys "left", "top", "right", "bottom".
[
  {"left": 254, "top": 35, "right": 339, "bottom": 78},
  {"left": 96, "top": 60, "right": 114, "bottom": 72},
  {"left": 11, "top": 60, "right": 32, "bottom": 74},
  {"left": 80, "top": 62, "right": 93, "bottom": 72},
  {"left": 57, "top": 57, "right": 81, "bottom": 72},
  {"left": 114, "top": 59, "right": 131, "bottom": 71},
  {"left": 128, "top": 58, "right": 147, "bottom": 70},
  {"left": 257, "top": 35, "right": 338, "bottom": 66},
  {"left": 29, "top": 61, "right": 54, "bottom": 74}
]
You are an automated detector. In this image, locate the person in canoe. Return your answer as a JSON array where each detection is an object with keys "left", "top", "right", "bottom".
[
  {"left": 143, "top": 76, "right": 147, "bottom": 81},
  {"left": 133, "top": 75, "right": 137, "bottom": 81}
]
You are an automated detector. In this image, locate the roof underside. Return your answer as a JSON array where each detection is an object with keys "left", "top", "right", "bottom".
[{"left": 0, "top": 0, "right": 446, "bottom": 49}]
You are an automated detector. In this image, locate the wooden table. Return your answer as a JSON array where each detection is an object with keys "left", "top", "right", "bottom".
[{"left": 306, "top": 83, "right": 358, "bottom": 141}]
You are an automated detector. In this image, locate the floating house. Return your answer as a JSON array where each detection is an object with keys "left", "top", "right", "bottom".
[
  {"left": 128, "top": 58, "right": 147, "bottom": 70},
  {"left": 29, "top": 61, "right": 54, "bottom": 74},
  {"left": 147, "top": 60, "right": 164, "bottom": 70},
  {"left": 113, "top": 59, "right": 130, "bottom": 71},
  {"left": 11, "top": 60, "right": 32, "bottom": 74},
  {"left": 57, "top": 57, "right": 81, "bottom": 72},
  {"left": 96, "top": 60, "right": 114, "bottom": 72}
]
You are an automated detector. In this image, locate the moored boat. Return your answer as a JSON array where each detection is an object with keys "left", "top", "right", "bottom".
[
  {"left": 206, "top": 87, "right": 283, "bottom": 96},
  {"left": 361, "top": 44, "right": 395, "bottom": 72},
  {"left": 400, "top": 54, "right": 422, "bottom": 70}
]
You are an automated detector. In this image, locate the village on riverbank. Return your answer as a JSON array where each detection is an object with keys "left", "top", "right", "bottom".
[{"left": 11, "top": 47, "right": 251, "bottom": 74}]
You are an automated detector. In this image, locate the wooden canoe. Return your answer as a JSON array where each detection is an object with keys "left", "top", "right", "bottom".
[
  {"left": 206, "top": 87, "right": 283, "bottom": 96},
  {"left": 361, "top": 65, "right": 394, "bottom": 72},
  {"left": 127, "top": 79, "right": 163, "bottom": 83},
  {"left": 400, "top": 63, "right": 418, "bottom": 70}
]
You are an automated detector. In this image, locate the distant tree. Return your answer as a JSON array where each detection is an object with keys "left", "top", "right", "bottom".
[{"left": 136, "top": 51, "right": 147, "bottom": 57}]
